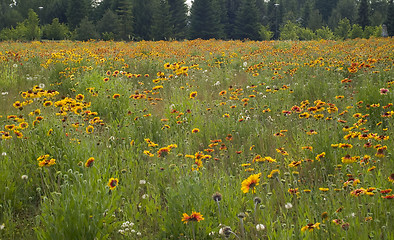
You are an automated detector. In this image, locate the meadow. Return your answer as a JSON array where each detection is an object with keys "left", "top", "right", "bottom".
[{"left": 0, "top": 38, "right": 393, "bottom": 240}]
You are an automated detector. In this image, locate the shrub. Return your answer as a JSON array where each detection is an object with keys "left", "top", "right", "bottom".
[
  {"left": 334, "top": 18, "right": 351, "bottom": 40},
  {"left": 280, "top": 21, "right": 301, "bottom": 40},
  {"left": 259, "top": 25, "right": 274, "bottom": 40},
  {"left": 42, "top": 18, "right": 70, "bottom": 40},
  {"left": 316, "top": 26, "right": 335, "bottom": 40},
  {"left": 349, "top": 24, "right": 364, "bottom": 39}
]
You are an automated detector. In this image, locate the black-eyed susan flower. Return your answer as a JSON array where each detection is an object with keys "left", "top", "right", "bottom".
[
  {"left": 192, "top": 128, "right": 200, "bottom": 133},
  {"left": 181, "top": 211, "right": 204, "bottom": 223},
  {"left": 86, "top": 125, "right": 94, "bottom": 134},
  {"left": 157, "top": 147, "right": 170, "bottom": 157},
  {"left": 315, "top": 152, "right": 325, "bottom": 161},
  {"left": 189, "top": 91, "right": 197, "bottom": 99},
  {"left": 85, "top": 157, "right": 94, "bottom": 167},
  {"left": 341, "top": 154, "right": 359, "bottom": 164},
  {"left": 19, "top": 122, "right": 28, "bottom": 129},
  {"left": 43, "top": 101, "right": 52, "bottom": 107},
  {"left": 351, "top": 187, "right": 366, "bottom": 196},
  {"left": 301, "top": 222, "right": 320, "bottom": 232},
  {"left": 319, "top": 187, "right": 329, "bottom": 192},
  {"left": 14, "top": 130, "right": 23, "bottom": 138},
  {"left": 388, "top": 174, "right": 394, "bottom": 183},
  {"left": 241, "top": 173, "right": 262, "bottom": 193},
  {"left": 107, "top": 178, "right": 119, "bottom": 190},
  {"left": 4, "top": 125, "right": 15, "bottom": 131},
  {"left": 267, "top": 169, "right": 280, "bottom": 179},
  {"left": 75, "top": 94, "right": 84, "bottom": 101}
]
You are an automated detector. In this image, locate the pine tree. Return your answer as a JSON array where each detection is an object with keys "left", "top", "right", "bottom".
[
  {"left": 0, "top": 0, "right": 24, "bottom": 29},
  {"left": 301, "top": 1, "right": 312, "bottom": 27},
  {"left": 315, "top": 0, "right": 338, "bottom": 23},
  {"left": 97, "top": 9, "right": 120, "bottom": 39},
  {"left": 168, "top": 0, "right": 188, "bottom": 39},
  {"left": 386, "top": 0, "right": 394, "bottom": 36},
  {"left": 116, "top": 0, "right": 133, "bottom": 40},
  {"left": 132, "top": 0, "right": 154, "bottom": 40},
  {"left": 267, "top": 0, "right": 283, "bottom": 39},
  {"left": 234, "top": 0, "right": 260, "bottom": 40},
  {"left": 189, "top": 0, "right": 222, "bottom": 39},
  {"left": 307, "top": 9, "right": 323, "bottom": 31},
  {"left": 333, "top": 0, "right": 357, "bottom": 24},
  {"left": 225, "top": 0, "right": 242, "bottom": 39},
  {"left": 75, "top": 16, "right": 99, "bottom": 40},
  {"left": 42, "top": 0, "right": 68, "bottom": 25},
  {"left": 335, "top": 17, "right": 351, "bottom": 40},
  {"left": 151, "top": 0, "right": 172, "bottom": 40},
  {"left": 24, "top": 8, "right": 40, "bottom": 40},
  {"left": 66, "top": 0, "right": 90, "bottom": 29},
  {"left": 357, "top": 0, "right": 370, "bottom": 29}
]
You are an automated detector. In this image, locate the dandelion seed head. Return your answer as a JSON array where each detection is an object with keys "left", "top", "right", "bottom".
[
  {"left": 212, "top": 192, "right": 222, "bottom": 202},
  {"left": 256, "top": 224, "right": 265, "bottom": 231},
  {"left": 285, "top": 202, "right": 293, "bottom": 209}
]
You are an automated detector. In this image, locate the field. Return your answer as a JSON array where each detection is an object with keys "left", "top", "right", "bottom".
[{"left": 0, "top": 38, "right": 393, "bottom": 239}]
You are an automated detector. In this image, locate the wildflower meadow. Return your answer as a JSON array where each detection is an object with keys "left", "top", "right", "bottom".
[{"left": 0, "top": 38, "right": 393, "bottom": 239}]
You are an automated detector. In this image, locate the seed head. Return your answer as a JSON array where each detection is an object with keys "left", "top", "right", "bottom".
[{"left": 212, "top": 192, "right": 222, "bottom": 202}]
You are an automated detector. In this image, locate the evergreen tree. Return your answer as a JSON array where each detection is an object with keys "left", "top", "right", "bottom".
[
  {"left": 335, "top": 17, "right": 351, "bottom": 39},
  {"left": 315, "top": 0, "right": 338, "bottom": 23},
  {"left": 255, "top": 0, "right": 267, "bottom": 24},
  {"left": 0, "top": 1, "right": 23, "bottom": 29},
  {"left": 25, "top": 9, "right": 40, "bottom": 40},
  {"left": 307, "top": 9, "right": 323, "bottom": 31},
  {"left": 189, "top": 0, "right": 222, "bottom": 39},
  {"left": 370, "top": 0, "right": 388, "bottom": 26},
  {"left": 357, "top": 0, "right": 370, "bottom": 29},
  {"left": 213, "top": 0, "right": 227, "bottom": 39},
  {"left": 132, "top": 0, "right": 155, "bottom": 40},
  {"left": 386, "top": 0, "right": 394, "bottom": 36},
  {"left": 333, "top": 0, "right": 357, "bottom": 24},
  {"left": 92, "top": 0, "right": 113, "bottom": 21},
  {"left": 75, "top": 16, "right": 99, "bottom": 40},
  {"left": 234, "top": 0, "right": 260, "bottom": 40},
  {"left": 41, "top": 0, "right": 68, "bottom": 25},
  {"left": 116, "top": 0, "right": 133, "bottom": 40},
  {"left": 267, "top": 0, "right": 283, "bottom": 39},
  {"left": 66, "top": 0, "right": 90, "bottom": 29},
  {"left": 301, "top": 0, "right": 312, "bottom": 27},
  {"left": 97, "top": 9, "right": 120, "bottom": 39},
  {"left": 349, "top": 24, "right": 363, "bottom": 38},
  {"left": 151, "top": 0, "right": 172, "bottom": 40},
  {"left": 43, "top": 18, "right": 69, "bottom": 40},
  {"left": 225, "top": 0, "right": 242, "bottom": 39},
  {"left": 168, "top": 0, "right": 188, "bottom": 39},
  {"left": 14, "top": 0, "right": 42, "bottom": 19}
]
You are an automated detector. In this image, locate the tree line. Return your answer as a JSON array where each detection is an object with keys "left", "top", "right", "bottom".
[{"left": 0, "top": 0, "right": 393, "bottom": 41}]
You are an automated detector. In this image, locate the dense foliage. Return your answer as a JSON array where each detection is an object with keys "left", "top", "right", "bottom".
[{"left": 0, "top": 0, "right": 393, "bottom": 41}]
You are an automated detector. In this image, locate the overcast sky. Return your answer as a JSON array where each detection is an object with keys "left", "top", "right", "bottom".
[{"left": 186, "top": 0, "right": 192, "bottom": 7}]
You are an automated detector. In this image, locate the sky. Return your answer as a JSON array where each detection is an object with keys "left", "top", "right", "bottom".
[{"left": 186, "top": 0, "right": 192, "bottom": 7}]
